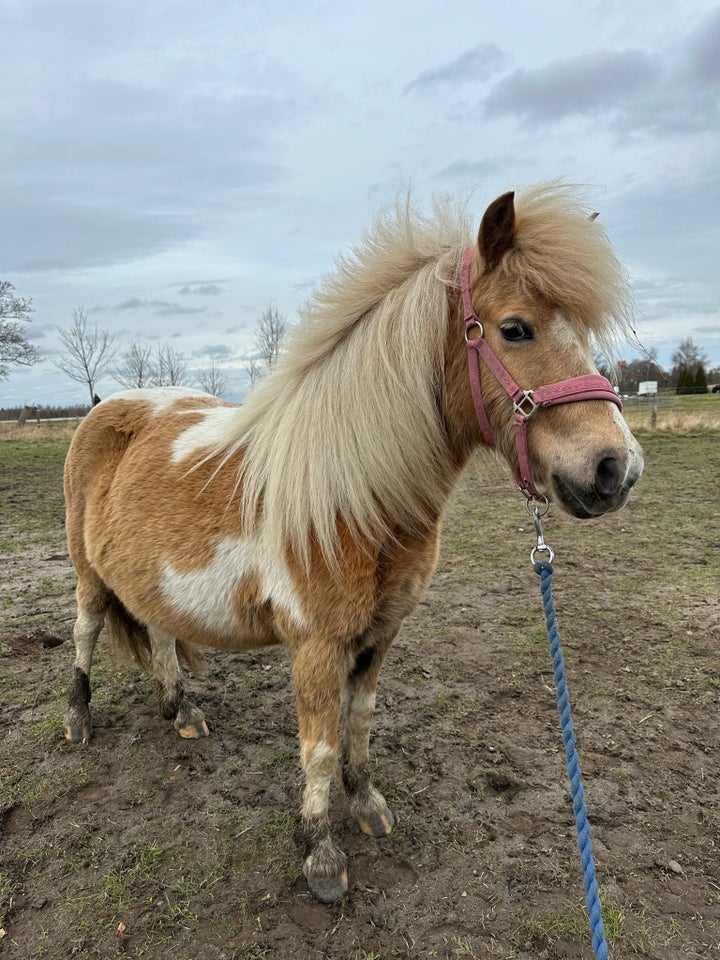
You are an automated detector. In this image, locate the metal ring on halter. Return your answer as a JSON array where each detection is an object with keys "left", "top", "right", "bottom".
[
  {"left": 464, "top": 320, "right": 484, "bottom": 342},
  {"left": 524, "top": 494, "right": 549, "bottom": 517}
]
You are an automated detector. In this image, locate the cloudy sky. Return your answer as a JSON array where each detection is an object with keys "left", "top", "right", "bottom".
[{"left": 2, "top": 0, "right": 719, "bottom": 406}]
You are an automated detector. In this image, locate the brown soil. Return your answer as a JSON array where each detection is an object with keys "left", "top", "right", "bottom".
[{"left": 1, "top": 434, "right": 719, "bottom": 959}]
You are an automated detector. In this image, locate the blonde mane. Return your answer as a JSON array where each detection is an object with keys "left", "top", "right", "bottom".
[{"left": 212, "top": 184, "right": 632, "bottom": 565}]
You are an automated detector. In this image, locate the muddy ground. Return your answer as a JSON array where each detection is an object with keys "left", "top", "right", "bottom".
[{"left": 1, "top": 430, "right": 719, "bottom": 959}]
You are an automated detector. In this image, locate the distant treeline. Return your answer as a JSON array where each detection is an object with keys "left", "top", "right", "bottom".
[{"left": 0, "top": 404, "right": 91, "bottom": 421}]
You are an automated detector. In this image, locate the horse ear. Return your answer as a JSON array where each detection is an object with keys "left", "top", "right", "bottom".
[{"left": 478, "top": 190, "right": 515, "bottom": 272}]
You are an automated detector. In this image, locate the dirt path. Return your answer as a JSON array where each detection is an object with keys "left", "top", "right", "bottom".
[{"left": 1, "top": 433, "right": 719, "bottom": 959}]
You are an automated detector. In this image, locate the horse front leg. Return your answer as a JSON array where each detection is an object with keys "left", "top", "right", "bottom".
[
  {"left": 147, "top": 626, "right": 208, "bottom": 739},
  {"left": 341, "top": 525, "right": 440, "bottom": 838},
  {"left": 292, "top": 644, "right": 350, "bottom": 904}
]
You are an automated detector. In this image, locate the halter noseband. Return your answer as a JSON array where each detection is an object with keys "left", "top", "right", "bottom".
[{"left": 461, "top": 248, "right": 622, "bottom": 502}]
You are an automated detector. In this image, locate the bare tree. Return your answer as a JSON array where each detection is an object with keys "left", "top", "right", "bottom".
[
  {"left": 54, "top": 307, "right": 117, "bottom": 405},
  {"left": 113, "top": 339, "right": 155, "bottom": 389},
  {"left": 244, "top": 358, "right": 264, "bottom": 390},
  {"left": 243, "top": 305, "right": 289, "bottom": 391},
  {"left": 152, "top": 342, "right": 189, "bottom": 386},
  {"left": 197, "top": 359, "right": 228, "bottom": 397},
  {"left": 254, "top": 306, "right": 287, "bottom": 370},
  {"left": 0, "top": 280, "right": 40, "bottom": 379}
]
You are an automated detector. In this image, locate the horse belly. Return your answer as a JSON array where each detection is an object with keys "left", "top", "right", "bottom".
[
  {"left": 86, "top": 507, "right": 301, "bottom": 651},
  {"left": 78, "top": 424, "right": 298, "bottom": 652}
]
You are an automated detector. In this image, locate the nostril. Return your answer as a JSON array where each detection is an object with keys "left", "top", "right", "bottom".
[{"left": 595, "top": 456, "right": 624, "bottom": 497}]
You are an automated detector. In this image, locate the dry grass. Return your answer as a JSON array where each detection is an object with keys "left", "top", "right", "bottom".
[
  {"left": 0, "top": 421, "right": 80, "bottom": 441},
  {"left": 622, "top": 394, "right": 720, "bottom": 433},
  {"left": 1, "top": 395, "right": 718, "bottom": 444}
]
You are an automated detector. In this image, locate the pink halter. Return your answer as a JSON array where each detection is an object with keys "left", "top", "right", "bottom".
[{"left": 461, "top": 248, "right": 622, "bottom": 501}]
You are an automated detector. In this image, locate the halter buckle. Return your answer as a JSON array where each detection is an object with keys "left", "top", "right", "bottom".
[{"left": 513, "top": 390, "right": 539, "bottom": 419}]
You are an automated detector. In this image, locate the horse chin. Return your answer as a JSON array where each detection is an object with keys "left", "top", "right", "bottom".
[{"left": 551, "top": 474, "right": 628, "bottom": 520}]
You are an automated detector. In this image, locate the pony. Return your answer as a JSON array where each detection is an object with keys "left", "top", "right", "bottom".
[{"left": 62, "top": 184, "right": 643, "bottom": 903}]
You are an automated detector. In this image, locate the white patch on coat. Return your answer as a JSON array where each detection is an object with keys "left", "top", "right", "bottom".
[
  {"left": 302, "top": 740, "right": 337, "bottom": 820},
  {"left": 161, "top": 530, "right": 307, "bottom": 632},
  {"left": 72, "top": 608, "right": 105, "bottom": 673},
  {"left": 550, "top": 311, "right": 593, "bottom": 360},
  {"left": 171, "top": 406, "right": 240, "bottom": 463},
  {"left": 109, "top": 386, "right": 210, "bottom": 415}
]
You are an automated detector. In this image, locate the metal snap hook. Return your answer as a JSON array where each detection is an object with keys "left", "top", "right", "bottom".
[{"left": 529, "top": 505, "right": 554, "bottom": 564}]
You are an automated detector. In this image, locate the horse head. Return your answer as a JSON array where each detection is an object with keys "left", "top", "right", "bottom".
[{"left": 456, "top": 187, "right": 643, "bottom": 517}]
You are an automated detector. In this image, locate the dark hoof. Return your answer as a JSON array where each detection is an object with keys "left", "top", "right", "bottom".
[
  {"left": 64, "top": 721, "right": 92, "bottom": 743},
  {"left": 175, "top": 719, "right": 210, "bottom": 739},
  {"left": 357, "top": 805, "right": 396, "bottom": 838},
  {"left": 306, "top": 870, "right": 348, "bottom": 904}
]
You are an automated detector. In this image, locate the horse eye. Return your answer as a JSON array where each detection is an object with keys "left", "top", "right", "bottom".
[{"left": 500, "top": 318, "right": 534, "bottom": 342}]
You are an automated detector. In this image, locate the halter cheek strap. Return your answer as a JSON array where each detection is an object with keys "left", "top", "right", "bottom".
[{"left": 461, "top": 248, "right": 622, "bottom": 501}]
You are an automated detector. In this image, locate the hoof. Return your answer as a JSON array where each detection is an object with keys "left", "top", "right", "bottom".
[
  {"left": 357, "top": 805, "right": 396, "bottom": 838},
  {"left": 64, "top": 721, "right": 92, "bottom": 743},
  {"left": 303, "top": 832, "right": 348, "bottom": 904},
  {"left": 306, "top": 870, "right": 348, "bottom": 904},
  {"left": 175, "top": 719, "right": 210, "bottom": 739}
]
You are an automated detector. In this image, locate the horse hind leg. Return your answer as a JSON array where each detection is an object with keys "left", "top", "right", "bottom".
[
  {"left": 64, "top": 607, "right": 104, "bottom": 742},
  {"left": 147, "top": 626, "right": 209, "bottom": 739}
]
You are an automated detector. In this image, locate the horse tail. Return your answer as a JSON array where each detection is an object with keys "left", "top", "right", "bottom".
[{"left": 104, "top": 597, "right": 205, "bottom": 676}]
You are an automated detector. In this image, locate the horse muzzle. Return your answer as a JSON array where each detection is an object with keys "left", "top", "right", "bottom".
[{"left": 551, "top": 452, "right": 644, "bottom": 519}]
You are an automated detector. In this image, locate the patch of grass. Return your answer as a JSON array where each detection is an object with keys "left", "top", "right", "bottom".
[
  {"left": 28, "top": 715, "right": 63, "bottom": 745},
  {"left": 448, "top": 936, "right": 480, "bottom": 958},
  {"left": 55, "top": 836, "right": 229, "bottom": 948},
  {"left": 671, "top": 393, "right": 720, "bottom": 411},
  {"left": 0, "top": 770, "right": 55, "bottom": 810},
  {"left": 0, "top": 421, "right": 79, "bottom": 441},
  {"left": 259, "top": 809, "right": 296, "bottom": 844},
  {"left": 101, "top": 840, "right": 167, "bottom": 914},
  {"left": 514, "top": 897, "right": 624, "bottom": 949},
  {"left": 266, "top": 747, "right": 296, "bottom": 769},
  {"left": 0, "top": 438, "right": 70, "bottom": 551},
  {"left": 233, "top": 948, "right": 270, "bottom": 960}
]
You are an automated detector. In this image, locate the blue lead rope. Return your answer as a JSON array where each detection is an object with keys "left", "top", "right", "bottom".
[{"left": 534, "top": 558, "right": 610, "bottom": 960}]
